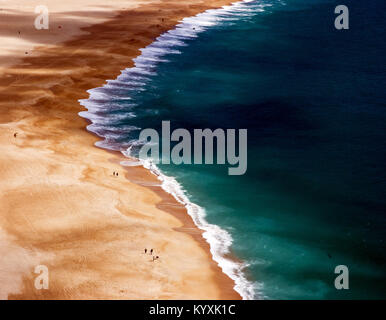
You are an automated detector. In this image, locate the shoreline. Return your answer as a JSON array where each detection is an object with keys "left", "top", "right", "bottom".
[
  {"left": 80, "top": 0, "right": 256, "bottom": 299},
  {"left": 0, "top": 0, "right": 241, "bottom": 299}
]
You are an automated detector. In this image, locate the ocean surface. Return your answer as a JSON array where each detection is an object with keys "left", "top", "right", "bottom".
[{"left": 80, "top": 0, "right": 386, "bottom": 299}]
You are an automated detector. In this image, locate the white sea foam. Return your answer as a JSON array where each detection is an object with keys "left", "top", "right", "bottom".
[
  {"left": 136, "top": 157, "right": 258, "bottom": 300},
  {"left": 79, "top": 111, "right": 136, "bottom": 124},
  {"left": 79, "top": 0, "right": 263, "bottom": 300}
]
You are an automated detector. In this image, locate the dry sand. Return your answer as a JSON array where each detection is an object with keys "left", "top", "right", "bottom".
[{"left": 0, "top": 0, "right": 241, "bottom": 299}]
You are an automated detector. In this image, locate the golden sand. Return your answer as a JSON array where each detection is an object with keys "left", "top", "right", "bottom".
[{"left": 0, "top": 0, "right": 240, "bottom": 299}]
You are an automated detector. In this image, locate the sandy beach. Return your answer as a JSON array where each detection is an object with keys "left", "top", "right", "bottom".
[{"left": 0, "top": 0, "right": 240, "bottom": 299}]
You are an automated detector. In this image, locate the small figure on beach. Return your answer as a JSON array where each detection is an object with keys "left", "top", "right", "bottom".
[
  {"left": 14, "top": 132, "right": 17, "bottom": 138},
  {"left": 144, "top": 248, "right": 147, "bottom": 254},
  {"left": 152, "top": 256, "right": 159, "bottom": 262},
  {"left": 150, "top": 249, "right": 153, "bottom": 255}
]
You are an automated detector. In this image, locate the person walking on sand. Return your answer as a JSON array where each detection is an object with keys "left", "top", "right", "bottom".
[
  {"left": 150, "top": 249, "right": 153, "bottom": 255},
  {"left": 14, "top": 132, "right": 17, "bottom": 138},
  {"left": 144, "top": 248, "right": 147, "bottom": 254}
]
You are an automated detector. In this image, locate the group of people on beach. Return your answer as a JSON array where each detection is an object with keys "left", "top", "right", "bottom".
[
  {"left": 144, "top": 248, "right": 159, "bottom": 262},
  {"left": 113, "top": 171, "right": 119, "bottom": 177}
]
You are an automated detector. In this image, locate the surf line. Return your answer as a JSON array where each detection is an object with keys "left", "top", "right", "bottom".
[
  {"left": 131, "top": 0, "right": 258, "bottom": 300},
  {"left": 80, "top": 0, "right": 260, "bottom": 300}
]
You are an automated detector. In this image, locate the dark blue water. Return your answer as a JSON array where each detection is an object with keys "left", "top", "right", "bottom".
[{"left": 81, "top": 0, "right": 386, "bottom": 299}]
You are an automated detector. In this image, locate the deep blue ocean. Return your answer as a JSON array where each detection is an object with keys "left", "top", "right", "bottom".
[{"left": 80, "top": 0, "right": 386, "bottom": 299}]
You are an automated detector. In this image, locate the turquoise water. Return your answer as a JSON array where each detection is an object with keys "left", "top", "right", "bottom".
[{"left": 80, "top": 0, "right": 386, "bottom": 299}]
